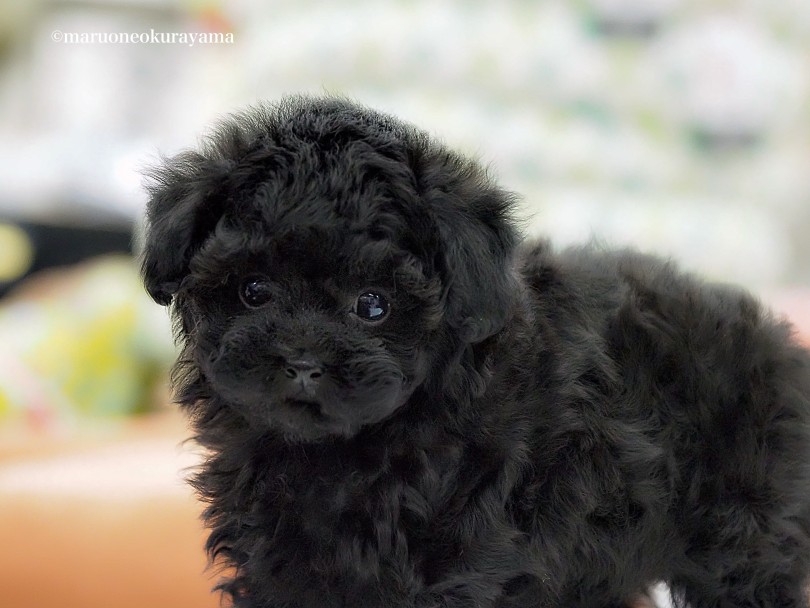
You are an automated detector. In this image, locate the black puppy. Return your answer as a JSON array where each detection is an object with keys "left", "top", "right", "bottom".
[{"left": 141, "top": 96, "right": 810, "bottom": 608}]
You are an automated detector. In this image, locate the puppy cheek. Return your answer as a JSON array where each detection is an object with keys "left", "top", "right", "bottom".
[
  {"left": 202, "top": 342, "right": 276, "bottom": 405},
  {"left": 401, "top": 338, "right": 435, "bottom": 379},
  {"left": 330, "top": 377, "right": 406, "bottom": 426},
  {"left": 351, "top": 349, "right": 430, "bottom": 424}
]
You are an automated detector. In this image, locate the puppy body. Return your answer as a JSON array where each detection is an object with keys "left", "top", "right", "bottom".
[{"left": 142, "top": 97, "right": 810, "bottom": 607}]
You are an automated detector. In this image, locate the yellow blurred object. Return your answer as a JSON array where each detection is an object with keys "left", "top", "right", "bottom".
[
  {"left": 0, "top": 255, "right": 175, "bottom": 431},
  {"left": 0, "top": 222, "right": 34, "bottom": 283}
]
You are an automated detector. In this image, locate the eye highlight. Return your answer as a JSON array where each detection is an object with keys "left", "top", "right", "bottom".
[
  {"left": 240, "top": 276, "right": 273, "bottom": 308},
  {"left": 353, "top": 291, "right": 390, "bottom": 322}
]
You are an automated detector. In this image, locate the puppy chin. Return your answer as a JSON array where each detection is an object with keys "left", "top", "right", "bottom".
[{"left": 210, "top": 372, "right": 412, "bottom": 442}]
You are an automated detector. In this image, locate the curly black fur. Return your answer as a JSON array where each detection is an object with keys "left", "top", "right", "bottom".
[{"left": 141, "top": 96, "right": 810, "bottom": 608}]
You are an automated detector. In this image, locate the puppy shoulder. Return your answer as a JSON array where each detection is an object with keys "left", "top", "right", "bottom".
[
  {"left": 553, "top": 243, "right": 797, "bottom": 360},
  {"left": 516, "top": 239, "right": 768, "bottom": 335},
  {"left": 517, "top": 239, "right": 647, "bottom": 306}
]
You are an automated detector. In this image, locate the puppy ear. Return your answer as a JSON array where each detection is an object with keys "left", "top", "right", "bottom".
[
  {"left": 437, "top": 200, "right": 519, "bottom": 343},
  {"left": 417, "top": 151, "right": 520, "bottom": 343},
  {"left": 140, "top": 151, "right": 231, "bottom": 305}
]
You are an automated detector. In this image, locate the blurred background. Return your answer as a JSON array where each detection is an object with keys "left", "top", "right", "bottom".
[{"left": 0, "top": 1, "right": 808, "bottom": 607}]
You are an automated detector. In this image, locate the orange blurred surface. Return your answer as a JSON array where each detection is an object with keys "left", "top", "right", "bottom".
[{"left": 0, "top": 411, "right": 222, "bottom": 608}]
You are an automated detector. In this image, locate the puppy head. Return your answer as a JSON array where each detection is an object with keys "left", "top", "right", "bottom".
[{"left": 142, "top": 96, "right": 519, "bottom": 441}]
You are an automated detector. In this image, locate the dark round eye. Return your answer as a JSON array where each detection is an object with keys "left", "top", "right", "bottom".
[
  {"left": 240, "top": 276, "right": 273, "bottom": 308},
  {"left": 353, "top": 291, "right": 389, "bottom": 322}
]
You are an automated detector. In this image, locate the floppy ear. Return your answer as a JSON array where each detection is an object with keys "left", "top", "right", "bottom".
[
  {"left": 140, "top": 151, "right": 231, "bottom": 305},
  {"left": 416, "top": 152, "right": 520, "bottom": 344}
]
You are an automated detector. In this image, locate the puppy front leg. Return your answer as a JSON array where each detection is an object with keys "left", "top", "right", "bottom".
[
  {"left": 413, "top": 587, "right": 503, "bottom": 608},
  {"left": 410, "top": 573, "right": 543, "bottom": 608}
]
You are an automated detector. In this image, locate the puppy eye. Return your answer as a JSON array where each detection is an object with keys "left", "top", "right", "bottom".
[
  {"left": 353, "top": 291, "right": 389, "bottom": 322},
  {"left": 240, "top": 276, "right": 273, "bottom": 308}
]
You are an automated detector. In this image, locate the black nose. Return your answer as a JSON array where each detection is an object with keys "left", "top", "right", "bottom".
[{"left": 283, "top": 358, "right": 324, "bottom": 382}]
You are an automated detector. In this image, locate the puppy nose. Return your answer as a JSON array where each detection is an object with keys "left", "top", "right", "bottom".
[{"left": 283, "top": 358, "right": 324, "bottom": 382}]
